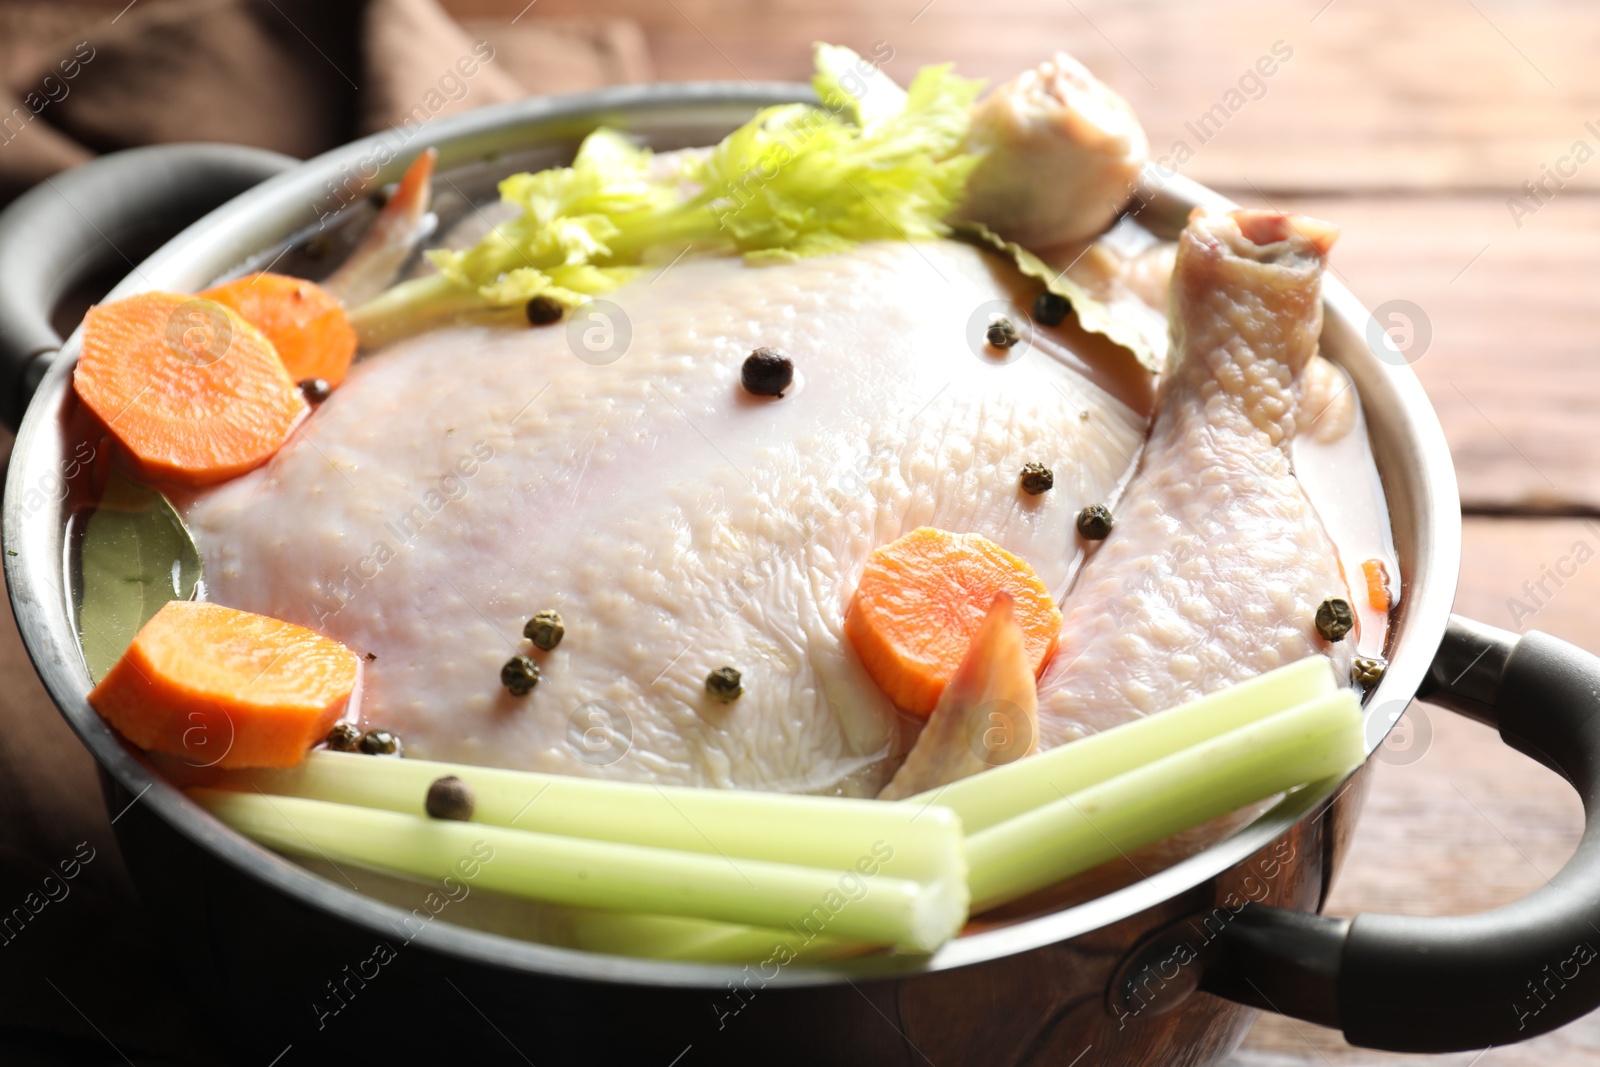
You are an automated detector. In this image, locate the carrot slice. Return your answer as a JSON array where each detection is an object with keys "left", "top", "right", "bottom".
[
  {"left": 201, "top": 272, "right": 358, "bottom": 385},
  {"left": 88, "top": 600, "right": 361, "bottom": 769},
  {"left": 845, "top": 527, "right": 1062, "bottom": 717},
  {"left": 74, "top": 292, "right": 308, "bottom": 486},
  {"left": 1362, "top": 558, "right": 1392, "bottom": 613}
]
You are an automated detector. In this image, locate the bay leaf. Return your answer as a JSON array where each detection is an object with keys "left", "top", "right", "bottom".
[
  {"left": 75, "top": 471, "right": 202, "bottom": 682},
  {"left": 954, "top": 220, "right": 1167, "bottom": 374}
]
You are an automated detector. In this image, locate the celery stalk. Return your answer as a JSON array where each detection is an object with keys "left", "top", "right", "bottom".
[
  {"left": 199, "top": 751, "right": 966, "bottom": 960},
  {"left": 909, "top": 656, "right": 1338, "bottom": 833},
  {"left": 214, "top": 752, "right": 963, "bottom": 886},
  {"left": 191, "top": 788, "right": 963, "bottom": 952},
  {"left": 964, "top": 689, "right": 1366, "bottom": 911},
  {"left": 345, "top": 274, "right": 518, "bottom": 349},
  {"left": 345, "top": 50, "right": 983, "bottom": 347},
  {"left": 188, "top": 656, "right": 1351, "bottom": 958},
  {"left": 562, "top": 912, "right": 868, "bottom": 964}
]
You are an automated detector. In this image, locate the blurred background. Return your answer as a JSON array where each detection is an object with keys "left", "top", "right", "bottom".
[{"left": 1, "top": 0, "right": 1596, "bottom": 1063}]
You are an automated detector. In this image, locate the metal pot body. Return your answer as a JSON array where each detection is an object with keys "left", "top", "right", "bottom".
[{"left": 16, "top": 84, "right": 1593, "bottom": 1066}]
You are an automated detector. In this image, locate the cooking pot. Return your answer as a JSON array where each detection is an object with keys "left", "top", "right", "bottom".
[{"left": 3, "top": 83, "right": 1598, "bottom": 1067}]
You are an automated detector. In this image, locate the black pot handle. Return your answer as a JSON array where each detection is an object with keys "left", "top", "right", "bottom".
[
  {"left": 0, "top": 143, "right": 297, "bottom": 429},
  {"left": 1200, "top": 615, "right": 1600, "bottom": 1052}
]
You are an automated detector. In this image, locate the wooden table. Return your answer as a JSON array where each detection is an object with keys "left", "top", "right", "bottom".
[{"left": 444, "top": 0, "right": 1600, "bottom": 1061}]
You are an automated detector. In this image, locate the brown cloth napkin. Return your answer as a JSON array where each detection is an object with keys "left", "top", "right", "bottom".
[
  {"left": 0, "top": 0, "right": 652, "bottom": 202},
  {"left": 0, "top": 2, "right": 648, "bottom": 1062}
]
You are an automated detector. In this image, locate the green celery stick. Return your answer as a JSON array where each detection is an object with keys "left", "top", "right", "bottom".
[
  {"left": 909, "top": 655, "right": 1338, "bottom": 833},
  {"left": 964, "top": 689, "right": 1365, "bottom": 910},
  {"left": 192, "top": 788, "right": 964, "bottom": 952},
  {"left": 561, "top": 911, "right": 868, "bottom": 964},
  {"left": 212, "top": 751, "right": 963, "bottom": 886}
]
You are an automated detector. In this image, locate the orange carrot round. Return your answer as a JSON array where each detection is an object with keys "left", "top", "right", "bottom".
[
  {"left": 88, "top": 600, "right": 361, "bottom": 769},
  {"left": 845, "top": 527, "right": 1062, "bottom": 717},
  {"left": 74, "top": 292, "right": 309, "bottom": 486},
  {"left": 201, "top": 272, "right": 357, "bottom": 385}
]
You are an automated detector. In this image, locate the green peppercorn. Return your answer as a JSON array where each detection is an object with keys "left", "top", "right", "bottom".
[
  {"left": 523, "top": 610, "right": 565, "bottom": 651},
  {"left": 741, "top": 347, "right": 794, "bottom": 397},
  {"left": 425, "top": 776, "right": 476, "bottom": 821},
  {"left": 1019, "top": 462, "right": 1054, "bottom": 495},
  {"left": 501, "top": 655, "right": 541, "bottom": 696},
  {"left": 299, "top": 378, "right": 332, "bottom": 403},
  {"left": 1033, "top": 291, "right": 1071, "bottom": 327},
  {"left": 706, "top": 666, "right": 743, "bottom": 703},
  {"left": 525, "top": 295, "right": 565, "bottom": 326},
  {"left": 985, "top": 316, "right": 1019, "bottom": 349},
  {"left": 359, "top": 728, "right": 401, "bottom": 756},
  {"left": 324, "top": 722, "right": 361, "bottom": 752},
  {"left": 1315, "top": 597, "right": 1355, "bottom": 643},
  {"left": 1076, "top": 504, "right": 1114, "bottom": 540},
  {"left": 1353, "top": 656, "right": 1388, "bottom": 687}
]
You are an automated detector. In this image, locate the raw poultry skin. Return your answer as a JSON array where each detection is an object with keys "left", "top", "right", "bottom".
[
  {"left": 1036, "top": 210, "right": 1355, "bottom": 747},
  {"left": 186, "top": 240, "right": 1150, "bottom": 794}
]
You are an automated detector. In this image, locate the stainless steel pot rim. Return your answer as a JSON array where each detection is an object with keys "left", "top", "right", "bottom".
[{"left": 1, "top": 81, "right": 1462, "bottom": 989}]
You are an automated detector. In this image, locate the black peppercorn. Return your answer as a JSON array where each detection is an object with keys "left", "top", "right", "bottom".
[
  {"left": 706, "top": 666, "right": 743, "bottom": 703},
  {"left": 1076, "top": 504, "right": 1114, "bottom": 540},
  {"left": 359, "top": 728, "right": 401, "bottom": 756},
  {"left": 985, "top": 316, "right": 1019, "bottom": 349},
  {"left": 525, "top": 295, "right": 565, "bottom": 326},
  {"left": 1033, "top": 291, "right": 1071, "bottom": 327},
  {"left": 741, "top": 347, "right": 794, "bottom": 397},
  {"left": 1353, "top": 656, "right": 1387, "bottom": 687},
  {"left": 299, "top": 378, "right": 332, "bottom": 403},
  {"left": 501, "top": 655, "right": 541, "bottom": 696},
  {"left": 325, "top": 722, "right": 361, "bottom": 752},
  {"left": 425, "top": 776, "right": 476, "bottom": 821},
  {"left": 301, "top": 233, "right": 334, "bottom": 261},
  {"left": 523, "top": 610, "right": 565, "bottom": 651},
  {"left": 1019, "top": 462, "right": 1054, "bottom": 495},
  {"left": 1316, "top": 597, "right": 1355, "bottom": 643}
]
